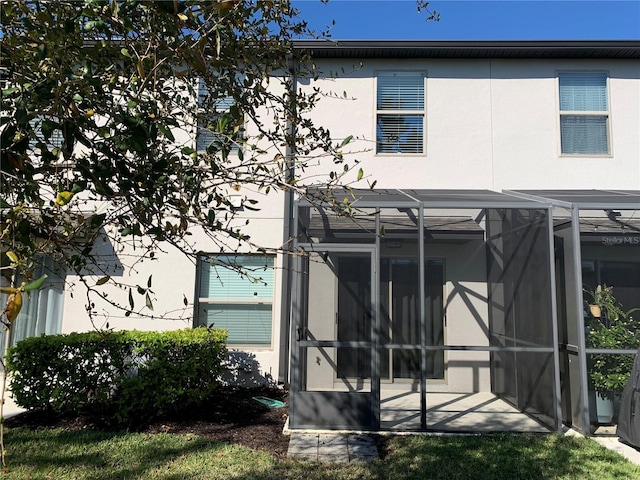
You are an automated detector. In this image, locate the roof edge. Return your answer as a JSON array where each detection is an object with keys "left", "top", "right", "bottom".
[{"left": 293, "top": 40, "right": 640, "bottom": 59}]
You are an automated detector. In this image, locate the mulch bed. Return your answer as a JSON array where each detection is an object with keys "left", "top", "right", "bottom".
[{"left": 4, "top": 387, "right": 291, "bottom": 459}]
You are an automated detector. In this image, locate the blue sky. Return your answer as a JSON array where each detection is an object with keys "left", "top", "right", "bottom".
[{"left": 293, "top": 0, "right": 640, "bottom": 40}]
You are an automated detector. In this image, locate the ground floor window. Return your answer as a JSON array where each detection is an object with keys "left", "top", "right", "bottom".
[
  {"left": 195, "top": 254, "right": 274, "bottom": 346},
  {"left": 0, "top": 256, "right": 65, "bottom": 352}
]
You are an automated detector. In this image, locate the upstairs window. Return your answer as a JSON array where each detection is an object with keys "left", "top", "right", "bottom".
[
  {"left": 0, "top": 71, "right": 63, "bottom": 153},
  {"left": 559, "top": 73, "right": 610, "bottom": 155},
  {"left": 195, "top": 254, "right": 274, "bottom": 346},
  {"left": 29, "top": 117, "right": 64, "bottom": 152},
  {"left": 376, "top": 72, "right": 426, "bottom": 154},
  {"left": 196, "top": 78, "right": 242, "bottom": 153}
]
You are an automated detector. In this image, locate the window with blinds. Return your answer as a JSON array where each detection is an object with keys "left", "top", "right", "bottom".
[
  {"left": 376, "top": 72, "right": 426, "bottom": 154},
  {"left": 559, "top": 73, "right": 610, "bottom": 155},
  {"left": 28, "top": 117, "right": 64, "bottom": 152},
  {"left": 196, "top": 78, "right": 242, "bottom": 152},
  {"left": 0, "top": 72, "right": 63, "bottom": 153},
  {"left": 196, "top": 254, "right": 274, "bottom": 346}
]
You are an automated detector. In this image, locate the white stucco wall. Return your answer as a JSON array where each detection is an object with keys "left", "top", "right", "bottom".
[
  {"left": 300, "top": 56, "right": 640, "bottom": 191},
  {"left": 55, "top": 54, "right": 639, "bottom": 388}
]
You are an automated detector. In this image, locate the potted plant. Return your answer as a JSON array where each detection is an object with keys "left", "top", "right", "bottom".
[{"left": 585, "top": 285, "right": 640, "bottom": 424}]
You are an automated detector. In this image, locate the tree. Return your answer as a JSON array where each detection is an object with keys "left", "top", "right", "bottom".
[
  {"left": 0, "top": 0, "right": 439, "bottom": 465},
  {"left": 1, "top": 0, "right": 439, "bottom": 311},
  {"left": 0, "top": 0, "right": 370, "bottom": 319}
]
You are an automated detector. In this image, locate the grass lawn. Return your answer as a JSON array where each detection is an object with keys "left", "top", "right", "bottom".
[{"left": 3, "top": 428, "right": 640, "bottom": 480}]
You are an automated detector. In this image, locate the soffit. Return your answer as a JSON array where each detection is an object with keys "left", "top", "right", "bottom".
[{"left": 294, "top": 40, "right": 640, "bottom": 60}]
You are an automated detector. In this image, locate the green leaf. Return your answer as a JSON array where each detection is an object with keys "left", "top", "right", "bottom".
[
  {"left": 357, "top": 168, "right": 363, "bottom": 181},
  {"left": 145, "top": 293, "right": 154, "bottom": 311},
  {"left": 71, "top": 182, "right": 85, "bottom": 194},
  {"left": 137, "top": 285, "right": 146, "bottom": 295},
  {"left": 1, "top": 87, "right": 19, "bottom": 96},
  {"left": 157, "top": 123, "right": 175, "bottom": 142},
  {"left": 128, "top": 288, "right": 134, "bottom": 309},
  {"left": 83, "top": 20, "right": 98, "bottom": 31},
  {"left": 41, "top": 119, "right": 58, "bottom": 140},
  {"left": 90, "top": 213, "right": 106, "bottom": 229},
  {"left": 95, "top": 276, "right": 110, "bottom": 286},
  {"left": 147, "top": 275, "right": 152, "bottom": 288},
  {"left": 23, "top": 274, "right": 48, "bottom": 291},
  {"left": 340, "top": 135, "right": 353, "bottom": 147},
  {"left": 181, "top": 146, "right": 196, "bottom": 155}
]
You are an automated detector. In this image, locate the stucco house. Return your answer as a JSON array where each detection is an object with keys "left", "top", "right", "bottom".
[{"left": 7, "top": 40, "right": 640, "bottom": 435}]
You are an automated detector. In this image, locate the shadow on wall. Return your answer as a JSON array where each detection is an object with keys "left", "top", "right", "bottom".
[
  {"left": 220, "top": 350, "right": 276, "bottom": 388},
  {"left": 76, "top": 228, "right": 125, "bottom": 277}
]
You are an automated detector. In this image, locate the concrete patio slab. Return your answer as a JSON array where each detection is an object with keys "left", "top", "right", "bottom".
[{"left": 380, "top": 392, "right": 551, "bottom": 432}]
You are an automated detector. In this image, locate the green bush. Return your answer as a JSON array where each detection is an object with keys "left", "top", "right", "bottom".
[
  {"left": 6, "top": 328, "right": 227, "bottom": 425},
  {"left": 585, "top": 285, "right": 640, "bottom": 399}
]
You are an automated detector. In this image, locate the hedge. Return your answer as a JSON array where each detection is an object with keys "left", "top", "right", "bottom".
[{"left": 6, "top": 328, "right": 227, "bottom": 425}]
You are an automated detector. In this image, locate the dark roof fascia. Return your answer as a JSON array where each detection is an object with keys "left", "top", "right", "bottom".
[{"left": 293, "top": 40, "right": 640, "bottom": 60}]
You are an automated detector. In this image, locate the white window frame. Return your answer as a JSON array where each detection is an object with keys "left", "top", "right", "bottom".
[
  {"left": 195, "top": 253, "right": 274, "bottom": 347},
  {"left": 558, "top": 71, "right": 611, "bottom": 157},
  {"left": 374, "top": 71, "right": 427, "bottom": 155}
]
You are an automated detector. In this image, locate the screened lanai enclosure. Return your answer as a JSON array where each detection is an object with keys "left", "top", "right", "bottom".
[
  {"left": 288, "top": 189, "right": 562, "bottom": 433},
  {"left": 510, "top": 190, "right": 640, "bottom": 435},
  {"left": 285, "top": 189, "right": 640, "bottom": 434}
]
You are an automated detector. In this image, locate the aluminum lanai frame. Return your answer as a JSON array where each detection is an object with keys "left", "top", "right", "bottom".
[
  {"left": 288, "top": 188, "right": 563, "bottom": 432},
  {"left": 506, "top": 189, "right": 640, "bottom": 435}
]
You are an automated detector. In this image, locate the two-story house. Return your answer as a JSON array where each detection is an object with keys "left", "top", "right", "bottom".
[{"left": 13, "top": 40, "right": 640, "bottom": 435}]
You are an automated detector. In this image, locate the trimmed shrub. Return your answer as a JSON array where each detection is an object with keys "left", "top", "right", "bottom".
[{"left": 6, "top": 328, "right": 227, "bottom": 425}]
